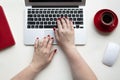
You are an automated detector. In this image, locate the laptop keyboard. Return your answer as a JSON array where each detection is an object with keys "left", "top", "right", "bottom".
[{"left": 27, "top": 8, "right": 84, "bottom": 29}]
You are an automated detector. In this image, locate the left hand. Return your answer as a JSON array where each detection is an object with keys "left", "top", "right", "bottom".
[{"left": 30, "top": 35, "right": 57, "bottom": 72}]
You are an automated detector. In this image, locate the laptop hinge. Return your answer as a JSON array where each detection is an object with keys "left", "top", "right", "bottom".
[{"left": 32, "top": 6, "right": 78, "bottom": 8}]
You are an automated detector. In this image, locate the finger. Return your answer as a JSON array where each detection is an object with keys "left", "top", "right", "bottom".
[
  {"left": 47, "top": 37, "right": 54, "bottom": 50},
  {"left": 42, "top": 36, "right": 49, "bottom": 48},
  {"left": 70, "top": 20, "right": 74, "bottom": 30},
  {"left": 48, "top": 49, "right": 57, "bottom": 61},
  {"left": 53, "top": 27, "right": 59, "bottom": 41},
  {"left": 57, "top": 19, "right": 63, "bottom": 31},
  {"left": 61, "top": 18, "right": 67, "bottom": 29},
  {"left": 64, "top": 18, "right": 70, "bottom": 29},
  {"left": 34, "top": 37, "right": 39, "bottom": 49},
  {"left": 39, "top": 39, "right": 43, "bottom": 47}
]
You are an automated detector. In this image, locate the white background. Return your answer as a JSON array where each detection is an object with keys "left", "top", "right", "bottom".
[{"left": 0, "top": 0, "right": 120, "bottom": 80}]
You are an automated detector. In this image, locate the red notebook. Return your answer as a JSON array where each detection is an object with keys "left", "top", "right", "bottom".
[{"left": 0, "top": 6, "right": 15, "bottom": 50}]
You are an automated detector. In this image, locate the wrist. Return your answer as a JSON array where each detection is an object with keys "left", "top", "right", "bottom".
[
  {"left": 29, "top": 63, "right": 43, "bottom": 73},
  {"left": 61, "top": 44, "right": 77, "bottom": 53},
  {"left": 61, "top": 44, "right": 76, "bottom": 51}
]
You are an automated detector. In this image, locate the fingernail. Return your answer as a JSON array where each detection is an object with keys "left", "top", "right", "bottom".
[
  {"left": 53, "top": 27, "right": 56, "bottom": 31},
  {"left": 51, "top": 37, "right": 54, "bottom": 39},
  {"left": 65, "top": 16, "right": 68, "bottom": 19},
  {"left": 48, "top": 35, "right": 50, "bottom": 37},
  {"left": 36, "top": 37, "right": 39, "bottom": 39},
  {"left": 54, "top": 49, "right": 57, "bottom": 53},
  {"left": 44, "top": 37, "right": 46, "bottom": 39},
  {"left": 57, "top": 18, "right": 61, "bottom": 20}
]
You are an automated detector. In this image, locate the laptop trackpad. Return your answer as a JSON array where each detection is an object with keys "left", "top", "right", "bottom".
[{"left": 44, "top": 30, "right": 57, "bottom": 44}]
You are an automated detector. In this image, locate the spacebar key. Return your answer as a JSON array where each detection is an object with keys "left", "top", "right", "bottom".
[{"left": 44, "top": 25, "right": 55, "bottom": 28}]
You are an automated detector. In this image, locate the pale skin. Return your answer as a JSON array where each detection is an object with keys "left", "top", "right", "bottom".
[{"left": 12, "top": 18, "right": 97, "bottom": 80}]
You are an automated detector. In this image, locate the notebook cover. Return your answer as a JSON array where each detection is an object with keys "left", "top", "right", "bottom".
[{"left": 0, "top": 6, "right": 15, "bottom": 51}]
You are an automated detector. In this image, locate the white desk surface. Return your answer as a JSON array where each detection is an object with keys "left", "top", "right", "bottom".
[{"left": 0, "top": 0, "right": 120, "bottom": 80}]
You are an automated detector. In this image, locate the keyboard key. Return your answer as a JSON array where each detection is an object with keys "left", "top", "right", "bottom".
[
  {"left": 47, "top": 11, "right": 50, "bottom": 13},
  {"left": 28, "top": 18, "right": 33, "bottom": 21},
  {"left": 36, "top": 11, "right": 38, "bottom": 14},
  {"left": 51, "top": 11, "right": 54, "bottom": 13},
  {"left": 40, "top": 22, "right": 43, "bottom": 25},
  {"left": 39, "top": 25, "right": 43, "bottom": 28},
  {"left": 48, "top": 22, "right": 51, "bottom": 25},
  {"left": 72, "top": 14, "right": 75, "bottom": 17},
  {"left": 38, "top": 18, "right": 41, "bottom": 21},
  {"left": 78, "top": 11, "right": 83, "bottom": 13},
  {"left": 46, "top": 18, "right": 49, "bottom": 21},
  {"left": 28, "top": 22, "right": 35, "bottom": 24},
  {"left": 52, "top": 22, "right": 55, "bottom": 25},
  {"left": 75, "top": 22, "right": 83, "bottom": 25},
  {"left": 28, "top": 14, "right": 32, "bottom": 17},
  {"left": 28, "top": 11, "right": 31, "bottom": 14},
  {"left": 57, "top": 14, "right": 59, "bottom": 17},
  {"left": 76, "top": 14, "right": 79, "bottom": 17},
  {"left": 50, "top": 18, "right": 53, "bottom": 21},
  {"left": 43, "top": 11, "right": 46, "bottom": 14},
  {"left": 44, "top": 25, "right": 54, "bottom": 28},
  {"left": 49, "top": 14, "right": 52, "bottom": 17},
  {"left": 68, "top": 14, "right": 71, "bottom": 17},
  {"left": 45, "top": 14, "right": 48, "bottom": 17},
  {"left": 31, "top": 25, "right": 34, "bottom": 28},
  {"left": 32, "top": 11, "right": 35, "bottom": 14},
  {"left": 80, "top": 26, "right": 84, "bottom": 28},
  {"left": 27, "top": 25, "right": 31, "bottom": 28},
  {"left": 80, "top": 14, "right": 83, "bottom": 17},
  {"left": 34, "top": 18, "right": 37, "bottom": 21},
  {"left": 77, "top": 18, "right": 83, "bottom": 21},
  {"left": 37, "top": 14, "right": 40, "bottom": 17},
  {"left": 53, "top": 15, "right": 56, "bottom": 17},
  {"left": 35, "top": 25, "right": 39, "bottom": 28},
  {"left": 34, "top": 14, "right": 36, "bottom": 17},
  {"left": 36, "top": 22, "right": 39, "bottom": 24},
  {"left": 41, "top": 14, "right": 44, "bottom": 17},
  {"left": 74, "top": 11, "right": 77, "bottom": 13},
  {"left": 76, "top": 25, "right": 79, "bottom": 28},
  {"left": 39, "top": 11, "right": 42, "bottom": 14},
  {"left": 42, "top": 18, "right": 45, "bottom": 21},
  {"left": 44, "top": 22, "right": 47, "bottom": 24}
]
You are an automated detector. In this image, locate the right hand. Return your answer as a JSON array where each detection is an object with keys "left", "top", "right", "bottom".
[
  {"left": 30, "top": 36, "right": 57, "bottom": 72},
  {"left": 54, "top": 18, "right": 75, "bottom": 49}
]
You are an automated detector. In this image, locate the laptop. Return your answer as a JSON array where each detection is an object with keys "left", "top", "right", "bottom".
[{"left": 24, "top": 0, "right": 86, "bottom": 45}]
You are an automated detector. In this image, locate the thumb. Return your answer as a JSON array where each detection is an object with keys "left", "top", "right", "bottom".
[{"left": 49, "top": 49, "right": 57, "bottom": 61}]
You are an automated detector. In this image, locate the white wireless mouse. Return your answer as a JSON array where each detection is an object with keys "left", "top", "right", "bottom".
[{"left": 102, "top": 42, "right": 120, "bottom": 67}]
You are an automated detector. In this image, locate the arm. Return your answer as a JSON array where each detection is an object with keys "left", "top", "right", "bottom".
[
  {"left": 54, "top": 18, "right": 97, "bottom": 80},
  {"left": 12, "top": 36, "right": 57, "bottom": 80}
]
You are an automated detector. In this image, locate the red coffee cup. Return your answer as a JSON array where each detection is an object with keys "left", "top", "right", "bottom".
[{"left": 94, "top": 9, "right": 118, "bottom": 32}]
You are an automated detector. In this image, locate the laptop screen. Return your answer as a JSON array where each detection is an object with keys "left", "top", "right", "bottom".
[
  {"left": 25, "top": 0, "right": 85, "bottom": 6},
  {"left": 29, "top": 0, "right": 82, "bottom": 2}
]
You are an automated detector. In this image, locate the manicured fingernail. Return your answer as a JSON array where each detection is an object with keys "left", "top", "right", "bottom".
[
  {"left": 36, "top": 37, "right": 39, "bottom": 39},
  {"left": 53, "top": 27, "right": 56, "bottom": 31},
  {"left": 51, "top": 37, "right": 54, "bottom": 39},
  {"left": 65, "top": 16, "right": 68, "bottom": 19},
  {"left": 54, "top": 49, "right": 57, "bottom": 53},
  {"left": 57, "top": 18, "right": 61, "bottom": 20},
  {"left": 48, "top": 35, "right": 50, "bottom": 37}
]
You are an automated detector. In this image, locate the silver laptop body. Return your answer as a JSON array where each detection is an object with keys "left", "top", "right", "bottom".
[{"left": 24, "top": 0, "right": 86, "bottom": 45}]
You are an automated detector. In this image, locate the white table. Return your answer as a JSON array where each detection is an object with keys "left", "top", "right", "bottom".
[{"left": 0, "top": 0, "right": 120, "bottom": 80}]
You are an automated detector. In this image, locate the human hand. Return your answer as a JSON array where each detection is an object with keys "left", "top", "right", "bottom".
[
  {"left": 30, "top": 36, "right": 57, "bottom": 72},
  {"left": 54, "top": 18, "right": 75, "bottom": 49}
]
